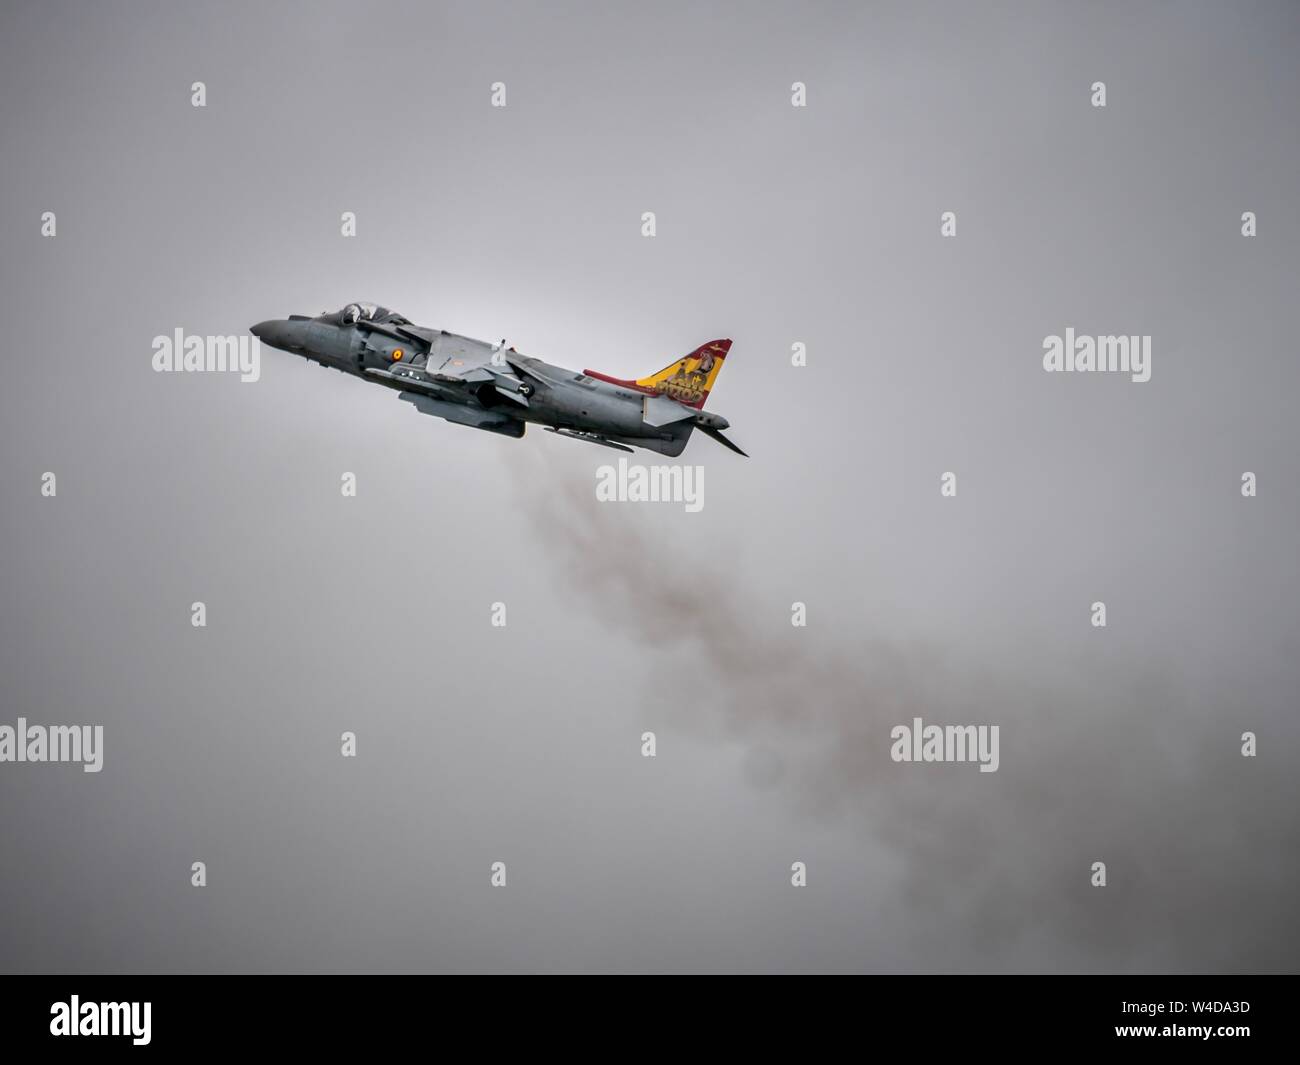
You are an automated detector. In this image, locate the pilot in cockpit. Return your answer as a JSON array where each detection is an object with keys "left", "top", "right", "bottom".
[
  {"left": 342, "top": 302, "right": 378, "bottom": 324},
  {"left": 337, "top": 302, "right": 409, "bottom": 326}
]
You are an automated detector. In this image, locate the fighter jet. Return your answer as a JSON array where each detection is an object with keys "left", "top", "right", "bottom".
[{"left": 250, "top": 302, "right": 746, "bottom": 457}]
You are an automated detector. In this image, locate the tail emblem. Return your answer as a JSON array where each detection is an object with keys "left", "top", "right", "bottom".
[
  {"left": 659, "top": 363, "right": 708, "bottom": 403},
  {"left": 583, "top": 339, "right": 731, "bottom": 410},
  {"left": 654, "top": 342, "right": 728, "bottom": 404}
]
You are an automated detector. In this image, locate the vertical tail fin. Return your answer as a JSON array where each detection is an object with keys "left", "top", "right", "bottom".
[
  {"left": 585, "top": 339, "right": 731, "bottom": 410},
  {"left": 635, "top": 339, "right": 731, "bottom": 409}
]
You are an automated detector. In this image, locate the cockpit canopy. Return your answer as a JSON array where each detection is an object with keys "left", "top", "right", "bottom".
[
  {"left": 322, "top": 302, "right": 411, "bottom": 326},
  {"left": 342, "top": 301, "right": 381, "bottom": 323}
]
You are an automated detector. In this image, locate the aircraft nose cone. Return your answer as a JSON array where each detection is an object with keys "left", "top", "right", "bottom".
[{"left": 250, "top": 318, "right": 296, "bottom": 351}]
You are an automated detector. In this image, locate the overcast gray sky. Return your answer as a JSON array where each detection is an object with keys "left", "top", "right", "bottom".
[{"left": 1, "top": 0, "right": 1297, "bottom": 972}]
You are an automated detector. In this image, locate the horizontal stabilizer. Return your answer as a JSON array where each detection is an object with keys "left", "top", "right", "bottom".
[
  {"left": 698, "top": 425, "right": 748, "bottom": 456},
  {"left": 642, "top": 393, "right": 697, "bottom": 427}
]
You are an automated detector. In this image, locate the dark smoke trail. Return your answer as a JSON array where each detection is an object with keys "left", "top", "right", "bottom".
[{"left": 510, "top": 449, "right": 1300, "bottom": 971}]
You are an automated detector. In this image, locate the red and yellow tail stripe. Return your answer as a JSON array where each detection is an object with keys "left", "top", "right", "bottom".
[{"left": 585, "top": 339, "right": 731, "bottom": 410}]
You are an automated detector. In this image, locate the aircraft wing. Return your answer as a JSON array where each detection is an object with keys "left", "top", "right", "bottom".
[
  {"left": 414, "top": 334, "right": 534, "bottom": 405},
  {"left": 424, "top": 333, "right": 500, "bottom": 375},
  {"left": 364, "top": 365, "right": 463, "bottom": 397}
]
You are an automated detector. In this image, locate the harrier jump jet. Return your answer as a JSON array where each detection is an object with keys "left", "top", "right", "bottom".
[{"left": 250, "top": 302, "right": 745, "bottom": 456}]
